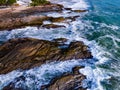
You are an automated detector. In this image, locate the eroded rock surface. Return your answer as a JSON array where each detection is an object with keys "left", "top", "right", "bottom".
[
  {"left": 3, "top": 66, "right": 86, "bottom": 90},
  {"left": 41, "top": 66, "right": 86, "bottom": 90},
  {"left": 0, "top": 38, "right": 92, "bottom": 74},
  {"left": 0, "top": 4, "right": 63, "bottom": 30},
  {"left": 0, "top": 2, "right": 88, "bottom": 30}
]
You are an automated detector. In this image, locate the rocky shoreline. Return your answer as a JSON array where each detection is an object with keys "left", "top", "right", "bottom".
[
  {"left": 0, "top": 2, "right": 91, "bottom": 90},
  {"left": 0, "top": 3, "right": 87, "bottom": 31},
  {"left": 0, "top": 4, "right": 63, "bottom": 30},
  {"left": 41, "top": 66, "right": 86, "bottom": 90},
  {"left": 0, "top": 38, "right": 92, "bottom": 74},
  {"left": 3, "top": 66, "right": 86, "bottom": 90}
]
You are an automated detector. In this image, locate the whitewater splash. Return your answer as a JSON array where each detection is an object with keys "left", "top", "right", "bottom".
[
  {"left": 0, "top": 59, "right": 97, "bottom": 90},
  {"left": 17, "top": 0, "right": 90, "bottom": 10},
  {"left": 0, "top": 21, "right": 113, "bottom": 90},
  {"left": 17, "top": 0, "right": 32, "bottom": 5},
  {"left": 49, "top": 0, "right": 90, "bottom": 10},
  {"left": 0, "top": 16, "right": 119, "bottom": 90},
  {"left": 1, "top": 0, "right": 119, "bottom": 90}
]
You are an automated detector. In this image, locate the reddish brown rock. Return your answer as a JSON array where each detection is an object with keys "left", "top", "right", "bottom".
[
  {"left": 0, "top": 4, "right": 63, "bottom": 31},
  {"left": 0, "top": 38, "right": 92, "bottom": 74}
]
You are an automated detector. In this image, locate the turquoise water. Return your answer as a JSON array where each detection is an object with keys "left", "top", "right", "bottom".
[
  {"left": 83, "top": 0, "right": 120, "bottom": 90},
  {"left": 0, "top": 0, "right": 120, "bottom": 90}
]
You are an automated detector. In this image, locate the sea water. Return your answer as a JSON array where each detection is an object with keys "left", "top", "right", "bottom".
[{"left": 0, "top": 0, "right": 120, "bottom": 90}]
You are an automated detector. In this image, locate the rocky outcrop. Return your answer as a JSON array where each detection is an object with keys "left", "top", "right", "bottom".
[
  {"left": 3, "top": 66, "right": 86, "bottom": 90},
  {"left": 0, "top": 38, "right": 92, "bottom": 74},
  {"left": 0, "top": 4, "right": 63, "bottom": 30},
  {"left": 41, "top": 66, "right": 86, "bottom": 90},
  {"left": 0, "top": 2, "right": 88, "bottom": 31},
  {"left": 22, "top": 4, "right": 63, "bottom": 14}
]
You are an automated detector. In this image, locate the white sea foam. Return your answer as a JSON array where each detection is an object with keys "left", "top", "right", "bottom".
[
  {"left": 80, "top": 67, "right": 111, "bottom": 90},
  {"left": 0, "top": 22, "right": 111, "bottom": 90},
  {"left": 17, "top": 0, "right": 90, "bottom": 10},
  {"left": 0, "top": 0, "right": 119, "bottom": 89},
  {"left": 17, "top": 0, "right": 31, "bottom": 6},
  {"left": 0, "top": 60, "right": 88, "bottom": 89},
  {"left": 49, "top": 0, "right": 90, "bottom": 10}
]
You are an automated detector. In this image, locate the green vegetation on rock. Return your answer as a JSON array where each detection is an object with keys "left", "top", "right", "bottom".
[
  {"left": 31, "top": 0, "right": 50, "bottom": 6},
  {"left": 0, "top": 0, "right": 16, "bottom": 6},
  {"left": 7, "top": 0, "right": 16, "bottom": 6},
  {"left": 0, "top": 0, "right": 6, "bottom": 5}
]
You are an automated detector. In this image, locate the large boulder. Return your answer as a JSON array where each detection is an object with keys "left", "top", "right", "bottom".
[{"left": 0, "top": 38, "right": 92, "bottom": 74}]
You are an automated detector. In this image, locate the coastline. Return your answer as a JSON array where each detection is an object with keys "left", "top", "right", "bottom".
[
  {"left": 0, "top": 1, "right": 91, "bottom": 90},
  {"left": 0, "top": 3, "right": 64, "bottom": 30}
]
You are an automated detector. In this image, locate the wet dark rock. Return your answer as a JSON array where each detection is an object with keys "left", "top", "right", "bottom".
[
  {"left": 64, "top": 8, "right": 72, "bottom": 10},
  {"left": 42, "top": 24, "right": 66, "bottom": 29},
  {"left": 72, "top": 66, "right": 85, "bottom": 75},
  {"left": 0, "top": 38, "right": 92, "bottom": 74},
  {"left": 72, "top": 10, "right": 88, "bottom": 13},
  {"left": 67, "top": 15, "right": 80, "bottom": 21},
  {"left": 41, "top": 66, "right": 86, "bottom": 90},
  {"left": 50, "top": 17, "right": 66, "bottom": 22},
  {"left": 49, "top": 16, "right": 80, "bottom": 23}
]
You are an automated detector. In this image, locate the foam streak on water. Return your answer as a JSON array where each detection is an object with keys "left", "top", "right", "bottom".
[
  {"left": 0, "top": 21, "right": 112, "bottom": 90},
  {"left": 0, "top": 0, "right": 119, "bottom": 90}
]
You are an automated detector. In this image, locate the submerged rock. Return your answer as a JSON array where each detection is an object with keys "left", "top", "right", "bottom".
[
  {"left": 42, "top": 24, "right": 66, "bottom": 29},
  {"left": 72, "top": 10, "right": 88, "bottom": 13},
  {"left": 0, "top": 38, "right": 92, "bottom": 74}
]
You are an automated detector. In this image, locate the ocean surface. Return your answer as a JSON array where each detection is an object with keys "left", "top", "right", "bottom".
[{"left": 0, "top": 0, "right": 120, "bottom": 90}]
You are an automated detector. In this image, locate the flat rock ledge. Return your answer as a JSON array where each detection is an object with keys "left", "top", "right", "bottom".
[
  {"left": 0, "top": 3, "right": 88, "bottom": 31},
  {"left": 0, "top": 38, "right": 92, "bottom": 74},
  {"left": 0, "top": 4, "right": 63, "bottom": 30}
]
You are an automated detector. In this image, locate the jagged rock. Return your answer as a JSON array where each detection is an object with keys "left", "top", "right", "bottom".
[
  {"left": 3, "top": 66, "right": 86, "bottom": 90},
  {"left": 41, "top": 66, "right": 86, "bottom": 90},
  {"left": 72, "top": 66, "right": 85, "bottom": 75},
  {"left": 0, "top": 38, "right": 92, "bottom": 74}
]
